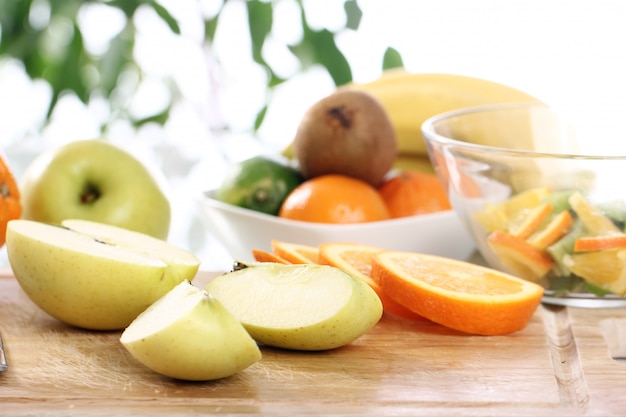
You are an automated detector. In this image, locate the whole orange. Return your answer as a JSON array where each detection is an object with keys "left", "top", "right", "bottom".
[
  {"left": 378, "top": 171, "right": 451, "bottom": 218},
  {"left": 0, "top": 154, "right": 22, "bottom": 247},
  {"left": 278, "top": 174, "right": 390, "bottom": 224}
]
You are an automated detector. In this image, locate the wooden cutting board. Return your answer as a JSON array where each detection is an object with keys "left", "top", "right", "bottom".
[{"left": 1, "top": 269, "right": 625, "bottom": 416}]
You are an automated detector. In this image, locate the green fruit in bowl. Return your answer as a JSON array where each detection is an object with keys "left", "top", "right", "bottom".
[
  {"left": 215, "top": 155, "right": 303, "bottom": 215},
  {"left": 20, "top": 139, "right": 171, "bottom": 240}
]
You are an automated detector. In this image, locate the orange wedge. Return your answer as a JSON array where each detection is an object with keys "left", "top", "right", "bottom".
[
  {"left": 527, "top": 210, "right": 574, "bottom": 249},
  {"left": 486, "top": 230, "right": 554, "bottom": 283},
  {"left": 573, "top": 234, "right": 626, "bottom": 252},
  {"left": 372, "top": 252, "right": 544, "bottom": 335},
  {"left": 508, "top": 202, "right": 553, "bottom": 239},
  {"left": 318, "top": 242, "right": 426, "bottom": 321},
  {"left": 252, "top": 249, "right": 290, "bottom": 264},
  {"left": 271, "top": 240, "right": 319, "bottom": 264},
  {"left": 569, "top": 191, "right": 621, "bottom": 235}
]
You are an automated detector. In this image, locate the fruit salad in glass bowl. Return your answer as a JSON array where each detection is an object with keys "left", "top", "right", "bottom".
[{"left": 422, "top": 102, "right": 626, "bottom": 307}]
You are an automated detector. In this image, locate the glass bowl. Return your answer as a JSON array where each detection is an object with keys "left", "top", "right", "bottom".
[{"left": 422, "top": 102, "right": 626, "bottom": 307}]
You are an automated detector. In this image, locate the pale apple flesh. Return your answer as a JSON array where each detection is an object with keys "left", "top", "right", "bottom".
[
  {"left": 20, "top": 139, "right": 171, "bottom": 240},
  {"left": 5, "top": 219, "right": 200, "bottom": 330},
  {"left": 205, "top": 264, "right": 383, "bottom": 351},
  {"left": 121, "top": 280, "right": 261, "bottom": 381}
]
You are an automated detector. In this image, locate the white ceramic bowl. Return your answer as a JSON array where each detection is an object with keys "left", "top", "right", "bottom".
[{"left": 196, "top": 190, "right": 476, "bottom": 262}]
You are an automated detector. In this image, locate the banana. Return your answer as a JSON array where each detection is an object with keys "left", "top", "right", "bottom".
[{"left": 345, "top": 70, "right": 542, "bottom": 156}]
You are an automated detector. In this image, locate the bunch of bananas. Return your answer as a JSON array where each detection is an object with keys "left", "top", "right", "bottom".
[{"left": 284, "top": 69, "right": 541, "bottom": 172}]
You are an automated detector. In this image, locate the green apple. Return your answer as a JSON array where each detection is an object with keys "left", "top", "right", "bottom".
[
  {"left": 205, "top": 263, "right": 383, "bottom": 351},
  {"left": 5, "top": 219, "right": 201, "bottom": 330},
  {"left": 121, "top": 280, "right": 261, "bottom": 381},
  {"left": 20, "top": 139, "right": 171, "bottom": 240}
]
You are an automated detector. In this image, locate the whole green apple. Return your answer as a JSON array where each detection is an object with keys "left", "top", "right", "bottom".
[{"left": 20, "top": 139, "right": 171, "bottom": 240}]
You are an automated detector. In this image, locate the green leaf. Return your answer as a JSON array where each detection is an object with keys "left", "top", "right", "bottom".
[
  {"left": 246, "top": 0, "right": 273, "bottom": 65},
  {"left": 98, "top": 25, "right": 136, "bottom": 96},
  {"left": 301, "top": 28, "right": 352, "bottom": 86},
  {"left": 254, "top": 104, "right": 268, "bottom": 131},
  {"left": 382, "top": 46, "right": 404, "bottom": 70},
  {"left": 133, "top": 106, "right": 171, "bottom": 127},
  {"left": 344, "top": 0, "right": 362, "bottom": 30},
  {"left": 105, "top": 0, "right": 142, "bottom": 18},
  {"left": 148, "top": 0, "right": 181, "bottom": 35}
]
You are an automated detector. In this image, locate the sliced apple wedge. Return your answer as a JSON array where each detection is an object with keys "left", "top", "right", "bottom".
[
  {"left": 205, "top": 263, "right": 383, "bottom": 351},
  {"left": 121, "top": 280, "right": 261, "bottom": 381},
  {"left": 5, "top": 219, "right": 201, "bottom": 330}
]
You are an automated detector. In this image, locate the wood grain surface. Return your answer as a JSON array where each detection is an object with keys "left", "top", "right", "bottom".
[{"left": 1, "top": 269, "right": 625, "bottom": 416}]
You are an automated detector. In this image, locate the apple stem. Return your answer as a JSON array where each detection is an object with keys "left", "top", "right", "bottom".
[{"left": 81, "top": 184, "right": 100, "bottom": 204}]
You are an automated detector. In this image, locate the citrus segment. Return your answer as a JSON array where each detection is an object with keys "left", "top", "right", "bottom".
[
  {"left": 573, "top": 235, "right": 626, "bottom": 253},
  {"left": 271, "top": 240, "right": 319, "bottom": 264},
  {"left": 487, "top": 230, "right": 554, "bottom": 283},
  {"left": 318, "top": 242, "right": 426, "bottom": 321},
  {"left": 508, "top": 202, "right": 553, "bottom": 239},
  {"left": 372, "top": 252, "right": 544, "bottom": 335},
  {"left": 278, "top": 174, "right": 390, "bottom": 224},
  {"left": 252, "top": 249, "right": 290, "bottom": 264},
  {"left": 564, "top": 249, "right": 626, "bottom": 295},
  {"left": 474, "top": 187, "right": 552, "bottom": 233},
  {"left": 569, "top": 191, "right": 621, "bottom": 236},
  {"left": 527, "top": 210, "right": 574, "bottom": 249}
]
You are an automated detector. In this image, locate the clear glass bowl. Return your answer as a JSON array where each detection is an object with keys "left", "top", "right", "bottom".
[{"left": 422, "top": 102, "right": 626, "bottom": 307}]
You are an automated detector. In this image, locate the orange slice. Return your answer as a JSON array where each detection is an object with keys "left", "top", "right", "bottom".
[
  {"left": 527, "top": 210, "right": 574, "bottom": 249},
  {"left": 508, "top": 202, "right": 553, "bottom": 239},
  {"left": 486, "top": 230, "right": 554, "bottom": 283},
  {"left": 252, "top": 249, "right": 290, "bottom": 264},
  {"left": 372, "top": 252, "right": 544, "bottom": 335},
  {"left": 573, "top": 234, "right": 626, "bottom": 252},
  {"left": 271, "top": 240, "right": 319, "bottom": 264},
  {"left": 318, "top": 242, "right": 426, "bottom": 321}
]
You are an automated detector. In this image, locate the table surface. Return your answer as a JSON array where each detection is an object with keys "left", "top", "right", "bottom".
[{"left": 1, "top": 268, "right": 626, "bottom": 417}]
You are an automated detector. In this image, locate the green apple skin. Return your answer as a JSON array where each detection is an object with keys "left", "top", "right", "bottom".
[
  {"left": 121, "top": 281, "right": 261, "bottom": 381},
  {"left": 206, "top": 263, "right": 383, "bottom": 351},
  {"left": 20, "top": 139, "right": 171, "bottom": 240},
  {"left": 5, "top": 219, "right": 201, "bottom": 331}
]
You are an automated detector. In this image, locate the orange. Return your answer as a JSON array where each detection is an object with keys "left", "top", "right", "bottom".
[
  {"left": 487, "top": 230, "right": 554, "bottom": 283},
  {"left": 372, "top": 251, "right": 544, "bottom": 335},
  {"left": 573, "top": 234, "right": 626, "bottom": 252},
  {"left": 251, "top": 249, "right": 290, "bottom": 264},
  {"left": 0, "top": 154, "right": 21, "bottom": 247},
  {"left": 278, "top": 174, "right": 390, "bottom": 224},
  {"left": 318, "top": 242, "right": 426, "bottom": 321},
  {"left": 271, "top": 240, "right": 319, "bottom": 264},
  {"left": 378, "top": 171, "right": 451, "bottom": 218},
  {"left": 526, "top": 209, "right": 574, "bottom": 250}
]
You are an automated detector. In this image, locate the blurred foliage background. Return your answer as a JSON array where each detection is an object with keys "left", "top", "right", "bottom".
[{"left": 0, "top": 0, "right": 402, "bottom": 141}]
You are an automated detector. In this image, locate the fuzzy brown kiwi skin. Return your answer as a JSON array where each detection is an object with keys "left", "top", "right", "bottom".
[{"left": 293, "top": 89, "right": 397, "bottom": 187}]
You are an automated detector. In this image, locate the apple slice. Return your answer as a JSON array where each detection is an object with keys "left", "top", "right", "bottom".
[
  {"left": 121, "top": 280, "right": 261, "bottom": 381},
  {"left": 5, "top": 219, "right": 201, "bottom": 330},
  {"left": 205, "top": 263, "right": 383, "bottom": 351}
]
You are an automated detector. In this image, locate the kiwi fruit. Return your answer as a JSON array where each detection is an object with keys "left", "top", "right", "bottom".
[{"left": 293, "top": 89, "right": 397, "bottom": 187}]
